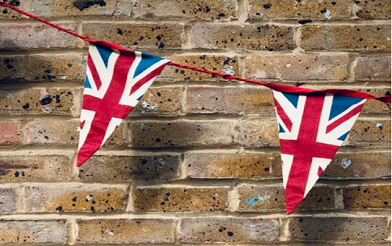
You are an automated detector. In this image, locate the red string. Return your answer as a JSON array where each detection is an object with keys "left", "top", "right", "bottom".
[{"left": 1, "top": 0, "right": 390, "bottom": 103}]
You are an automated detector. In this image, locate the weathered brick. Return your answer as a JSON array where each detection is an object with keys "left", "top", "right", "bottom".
[
  {"left": 323, "top": 151, "right": 391, "bottom": 179},
  {"left": 357, "top": 88, "right": 391, "bottom": 113},
  {"left": 245, "top": 54, "right": 349, "bottom": 82},
  {"left": 186, "top": 152, "right": 281, "bottom": 179},
  {"left": 133, "top": 187, "right": 228, "bottom": 212},
  {"left": 248, "top": 0, "right": 351, "bottom": 20},
  {"left": 237, "top": 185, "right": 335, "bottom": 212},
  {"left": 0, "top": 187, "right": 17, "bottom": 212},
  {"left": 354, "top": 0, "right": 391, "bottom": 19},
  {"left": 128, "top": 120, "right": 235, "bottom": 148},
  {"left": 31, "top": 0, "right": 132, "bottom": 17},
  {"left": 180, "top": 218, "right": 279, "bottom": 243},
  {"left": 130, "top": 86, "right": 183, "bottom": 116},
  {"left": 82, "top": 23, "right": 183, "bottom": 49},
  {"left": 79, "top": 154, "right": 180, "bottom": 182},
  {"left": 0, "top": 155, "right": 72, "bottom": 181},
  {"left": 24, "top": 184, "right": 127, "bottom": 213},
  {"left": 300, "top": 25, "right": 391, "bottom": 52},
  {"left": 288, "top": 217, "right": 389, "bottom": 241},
  {"left": 185, "top": 86, "right": 274, "bottom": 114},
  {"left": 343, "top": 185, "right": 391, "bottom": 209},
  {"left": 25, "top": 119, "right": 126, "bottom": 145},
  {"left": 77, "top": 219, "right": 175, "bottom": 244},
  {"left": 0, "top": 121, "right": 19, "bottom": 146},
  {"left": 348, "top": 119, "right": 391, "bottom": 146},
  {"left": 0, "top": 23, "right": 83, "bottom": 50},
  {"left": 0, "top": 56, "right": 26, "bottom": 82},
  {"left": 0, "top": 220, "right": 67, "bottom": 244},
  {"left": 191, "top": 24, "right": 295, "bottom": 51},
  {"left": 0, "top": 0, "right": 30, "bottom": 19},
  {"left": 0, "top": 88, "right": 74, "bottom": 115},
  {"left": 239, "top": 117, "right": 280, "bottom": 147},
  {"left": 161, "top": 54, "right": 239, "bottom": 81},
  {"left": 133, "top": 0, "right": 237, "bottom": 20},
  {"left": 354, "top": 56, "right": 391, "bottom": 81}
]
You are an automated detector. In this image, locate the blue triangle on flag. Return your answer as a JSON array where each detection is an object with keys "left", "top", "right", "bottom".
[
  {"left": 329, "top": 95, "right": 364, "bottom": 120},
  {"left": 96, "top": 45, "right": 112, "bottom": 68},
  {"left": 84, "top": 75, "right": 92, "bottom": 89},
  {"left": 278, "top": 123, "right": 285, "bottom": 133},
  {"left": 137, "top": 95, "right": 143, "bottom": 101},
  {"left": 134, "top": 52, "right": 164, "bottom": 78},
  {"left": 282, "top": 92, "right": 299, "bottom": 108},
  {"left": 338, "top": 131, "right": 350, "bottom": 141}
]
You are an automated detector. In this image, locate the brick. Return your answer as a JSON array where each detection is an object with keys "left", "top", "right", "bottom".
[
  {"left": 354, "top": 56, "right": 391, "bottom": 81},
  {"left": 237, "top": 185, "right": 334, "bottom": 212},
  {"left": 0, "top": 23, "right": 82, "bottom": 50},
  {"left": 191, "top": 24, "right": 295, "bottom": 51},
  {"left": 354, "top": 0, "right": 391, "bottom": 19},
  {"left": 185, "top": 86, "right": 274, "bottom": 114},
  {"left": 323, "top": 151, "right": 391, "bottom": 179},
  {"left": 248, "top": 0, "right": 351, "bottom": 20},
  {"left": 0, "top": 56, "right": 26, "bottom": 82},
  {"left": 239, "top": 117, "right": 280, "bottom": 147},
  {"left": 130, "top": 86, "right": 183, "bottom": 116},
  {"left": 180, "top": 218, "right": 279, "bottom": 243},
  {"left": 357, "top": 88, "right": 391, "bottom": 113},
  {"left": 82, "top": 23, "right": 183, "bottom": 49},
  {"left": 0, "top": 88, "right": 74, "bottom": 115},
  {"left": 133, "top": 0, "right": 237, "bottom": 20},
  {"left": 343, "top": 185, "right": 391, "bottom": 209},
  {"left": 0, "top": 187, "right": 17, "bottom": 212},
  {"left": 300, "top": 25, "right": 391, "bottom": 52},
  {"left": 133, "top": 187, "right": 228, "bottom": 212},
  {"left": 0, "top": 0, "right": 30, "bottom": 19},
  {"left": 31, "top": 0, "right": 132, "bottom": 17},
  {"left": 186, "top": 152, "right": 281, "bottom": 179},
  {"left": 288, "top": 217, "right": 389, "bottom": 241},
  {"left": 79, "top": 154, "right": 180, "bottom": 182},
  {"left": 128, "top": 120, "right": 235, "bottom": 148},
  {"left": 0, "top": 121, "right": 19, "bottom": 146},
  {"left": 245, "top": 54, "right": 349, "bottom": 82},
  {"left": 25, "top": 119, "right": 126, "bottom": 145},
  {"left": 348, "top": 119, "right": 391, "bottom": 146},
  {"left": 0, "top": 220, "right": 67, "bottom": 244},
  {"left": 77, "top": 219, "right": 174, "bottom": 244},
  {"left": 161, "top": 54, "right": 239, "bottom": 81},
  {"left": 24, "top": 184, "right": 127, "bottom": 213}
]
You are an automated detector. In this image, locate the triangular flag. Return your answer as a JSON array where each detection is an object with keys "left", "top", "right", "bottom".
[
  {"left": 76, "top": 43, "right": 170, "bottom": 167},
  {"left": 272, "top": 90, "right": 366, "bottom": 214}
]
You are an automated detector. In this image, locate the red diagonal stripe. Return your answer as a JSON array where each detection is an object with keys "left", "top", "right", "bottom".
[
  {"left": 129, "top": 63, "right": 168, "bottom": 96},
  {"left": 87, "top": 53, "right": 102, "bottom": 90},
  {"left": 326, "top": 104, "right": 364, "bottom": 133},
  {"left": 274, "top": 99, "right": 293, "bottom": 132}
]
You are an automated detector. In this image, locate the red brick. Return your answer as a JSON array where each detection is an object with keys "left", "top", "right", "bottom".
[
  {"left": 354, "top": 0, "right": 391, "bottom": 19},
  {"left": 0, "top": 121, "right": 19, "bottom": 146},
  {"left": 180, "top": 218, "right": 279, "bottom": 243},
  {"left": 185, "top": 86, "right": 274, "bottom": 114},
  {"left": 77, "top": 219, "right": 175, "bottom": 244},
  {"left": 348, "top": 119, "right": 391, "bottom": 146},
  {"left": 343, "top": 185, "right": 391, "bottom": 209},
  {"left": 239, "top": 117, "right": 280, "bottom": 147},
  {"left": 354, "top": 56, "right": 391, "bottom": 81},
  {"left": 0, "top": 23, "right": 83, "bottom": 50},
  {"left": 288, "top": 217, "right": 389, "bottom": 241},
  {"left": 191, "top": 24, "right": 294, "bottom": 51},
  {"left": 0, "top": 220, "right": 67, "bottom": 244},
  {"left": 245, "top": 54, "right": 349, "bottom": 82},
  {"left": 186, "top": 152, "right": 281, "bottom": 178},
  {"left": 300, "top": 25, "right": 391, "bottom": 52},
  {"left": 0, "top": 187, "right": 17, "bottom": 212}
]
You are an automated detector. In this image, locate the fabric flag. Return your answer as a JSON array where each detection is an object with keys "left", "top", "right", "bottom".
[
  {"left": 76, "top": 43, "right": 170, "bottom": 167},
  {"left": 272, "top": 90, "right": 366, "bottom": 214}
]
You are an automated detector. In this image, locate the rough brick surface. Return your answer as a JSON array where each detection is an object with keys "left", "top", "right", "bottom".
[
  {"left": 0, "top": 121, "right": 19, "bottom": 146},
  {"left": 128, "top": 120, "right": 235, "bottom": 148},
  {"left": 239, "top": 118, "right": 280, "bottom": 147},
  {"left": 348, "top": 119, "right": 391, "bottom": 146},
  {"left": 0, "top": 56, "right": 26, "bottom": 82},
  {"left": 0, "top": 0, "right": 30, "bottom": 19},
  {"left": 354, "top": 56, "right": 391, "bottom": 81},
  {"left": 359, "top": 88, "right": 391, "bottom": 113},
  {"left": 79, "top": 154, "right": 180, "bottom": 182},
  {"left": 191, "top": 24, "right": 295, "bottom": 51},
  {"left": 0, "top": 187, "right": 17, "bottom": 212},
  {"left": 0, "top": 155, "right": 72, "bottom": 181},
  {"left": 133, "top": 0, "right": 237, "bottom": 20},
  {"left": 0, "top": 220, "right": 68, "bottom": 244},
  {"left": 354, "top": 0, "right": 391, "bottom": 19},
  {"left": 77, "top": 219, "right": 175, "bottom": 244},
  {"left": 180, "top": 218, "right": 280, "bottom": 243},
  {"left": 288, "top": 217, "right": 389, "bottom": 241},
  {"left": 186, "top": 152, "right": 281, "bottom": 179},
  {"left": 245, "top": 54, "right": 349, "bottom": 81},
  {"left": 132, "top": 187, "right": 228, "bottom": 212},
  {"left": 300, "top": 25, "right": 391, "bottom": 52},
  {"left": 24, "top": 184, "right": 128, "bottom": 213},
  {"left": 343, "top": 185, "right": 391, "bottom": 209}
]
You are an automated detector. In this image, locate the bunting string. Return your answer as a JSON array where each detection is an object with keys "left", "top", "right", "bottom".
[{"left": 1, "top": 0, "right": 390, "bottom": 103}]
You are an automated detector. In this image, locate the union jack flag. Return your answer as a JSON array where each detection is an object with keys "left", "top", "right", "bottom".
[
  {"left": 273, "top": 90, "right": 366, "bottom": 214},
  {"left": 76, "top": 43, "right": 169, "bottom": 167}
]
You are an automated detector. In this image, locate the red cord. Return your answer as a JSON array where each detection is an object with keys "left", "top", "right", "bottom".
[{"left": 1, "top": 1, "right": 390, "bottom": 103}]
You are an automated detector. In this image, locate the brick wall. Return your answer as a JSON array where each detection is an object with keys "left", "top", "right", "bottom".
[{"left": 0, "top": 0, "right": 390, "bottom": 244}]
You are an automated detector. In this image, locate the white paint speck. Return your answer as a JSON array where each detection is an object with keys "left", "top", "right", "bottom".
[
  {"left": 340, "top": 159, "right": 352, "bottom": 169},
  {"left": 141, "top": 122, "right": 145, "bottom": 129},
  {"left": 42, "top": 107, "right": 54, "bottom": 113},
  {"left": 376, "top": 123, "right": 383, "bottom": 129},
  {"left": 286, "top": 64, "right": 291, "bottom": 68},
  {"left": 387, "top": 37, "right": 391, "bottom": 41},
  {"left": 106, "top": 229, "right": 114, "bottom": 236},
  {"left": 223, "top": 66, "right": 235, "bottom": 75},
  {"left": 59, "top": 76, "right": 67, "bottom": 79},
  {"left": 86, "top": 195, "right": 93, "bottom": 201},
  {"left": 159, "top": 158, "right": 166, "bottom": 166},
  {"left": 76, "top": 127, "right": 81, "bottom": 132},
  {"left": 141, "top": 101, "right": 157, "bottom": 111},
  {"left": 324, "top": 9, "right": 332, "bottom": 20}
]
